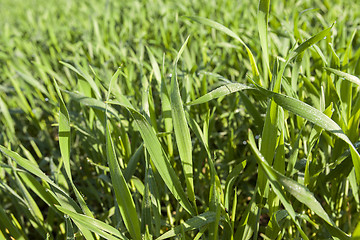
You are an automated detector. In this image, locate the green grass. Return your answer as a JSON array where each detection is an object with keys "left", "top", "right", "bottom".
[{"left": 1, "top": 0, "right": 360, "bottom": 239}]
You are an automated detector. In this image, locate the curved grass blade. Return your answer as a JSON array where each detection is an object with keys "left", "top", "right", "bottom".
[
  {"left": 253, "top": 85, "right": 360, "bottom": 184},
  {"left": 324, "top": 67, "right": 360, "bottom": 86},
  {"left": 60, "top": 61, "right": 101, "bottom": 99},
  {"left": 105, "top": 117, "right": 141, "bottom": 240},
  {"left": 107, "top": 100, "right": 196, "bottom": 216},
  {"left": 55, "top": 205, "right": 127, "bottom": 240},
  {"left": 156, "top": 211, "right": 216, "bottom": 240},
  {"left": 188, "top": 78, "right": 360, "bottom": 184},
  {"left": 0, "top": 145, "right": 94, "bottom": 239},
  {"left": 171, "top": 36, "right": 195, "bottom": 205},
  {"left": 186, "top": 83, "right": 255, "bottom": 106},
  {"left": 273, "top": 23, "right": 333, "bottom": 93},
  {"left": 185, "top": 16, "right": 260, "bottom": 83},
  {"left": 65, "top": 90, "right": 119, "bottom": 118},
  {"left": 248, "top": 130, "right": 350, "bottom": 239}
]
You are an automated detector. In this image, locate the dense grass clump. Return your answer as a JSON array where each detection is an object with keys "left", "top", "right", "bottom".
[{"left": 1, "top": 0, "right": 360, "bottom": 239}]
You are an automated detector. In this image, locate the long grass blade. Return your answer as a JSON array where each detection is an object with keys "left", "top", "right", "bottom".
[{"left": 170, "top": 36, "right": 195, "bottom": 205}]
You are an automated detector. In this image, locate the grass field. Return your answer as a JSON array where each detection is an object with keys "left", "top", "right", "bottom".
[{"left": 1, "top": 0, "right": 360, "bottom": 239}]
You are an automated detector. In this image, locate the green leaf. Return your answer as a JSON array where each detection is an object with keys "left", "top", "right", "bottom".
[
  {"left": 257, "top": 0, "right": 271, "bottom": 83},
  {"left": 186, "top": 83, "right": 255, "bottom": 106},
  {"left": 156, "top": 212, "right": 216, "bottom": 240},
  {"left": 248, "top": 129, "right": 351, "bottom": 240},
  {"left": 107, "top": 100, "right": 196, "bottom": 216},
  {"left": 324, "top": 67, "right": 360, "bottom": 86},
  {"left": 53, "top": 79, "right": 71, "bottom": 182},
  {"left": 55, "top": 205, "right": 127, "bottom": 240},
  {"left": 105, "top": 116, "right": 141, "bottom": 240},
  {"left": 60, "top": 61, "right": 101, "bottom": 99},
  {"left": 170, "top": 36, "right": 195, "bottom": 204}
]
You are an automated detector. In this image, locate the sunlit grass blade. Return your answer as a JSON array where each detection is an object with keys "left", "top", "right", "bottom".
[
  {"left": 248, "top": 129, "right": 351, "bottom": 240},
  {"left": 65, "top": 90, "right": 119, "bottom": 118},
  {"left": 54, "top": 79, "right": 94, "bottom": 218},
  {"left": 324, "top": 67, "right": 360, "bottom": 86},
  {"left": 170, "top": 36, "right": 195, "bottom": 205},
  {"left": 253, "top": 84, "right": 360, "bottom": 184},
  {"left": 273, "top": 23, "right": 333, "bottom": 93},
  {"left": 55, "top": 205, "right": 128, "bottom": 240},
  {"left": 156, "top": 211, "right": 216, "bottom": 240},
  {"left": 186, "top": 83, "right": 255, "bottom": 106},
  {"left": 53, "top": 79, "right": 72, "bottom": 181},
  {"left": 107, "top": 100, "right": 196, "bottom": 216}
]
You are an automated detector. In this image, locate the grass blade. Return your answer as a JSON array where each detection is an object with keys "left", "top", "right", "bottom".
[
  {"left": 186, "top": 83, "right": 255, "bottom": 106},
  {"left": 248, "top": 129, "right": 351, "bottom": 239},
  {"left": 105, "top": 116, "right": 141, "bottom": 240},
  {"left": 324, "top": 67, "right": 360, "bottom": 86},
  {"left": 107, "top": 100, "right": 196, "bottom": 216},
  {"left": 171, "top": 36, "right": 195, "bottom": 205},
  {"left": 55, "top": 205, "right": 127, "bottom": 240},
  {"left": 156, "top": 211, "right": 216, "bottom": 240}
]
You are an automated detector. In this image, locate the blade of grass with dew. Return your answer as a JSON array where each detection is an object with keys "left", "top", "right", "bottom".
[
  {"left": 156, "top": 211, "right": 216, "bottom": 240},
  {"left": 107, "top": 100, "right": 196, "bottom": 216},
  {"left": 324, "top": 67, "right": 360, "bottom": 86},
  {"left": 105, "top": 114, "right": 141, "bottom": 240},
  {"left": 248, "top": 129, "right": 351, "bottom": 239},
  {"left": 170, "top": 35, "right": 195, "bottom": 206},
  {"left": 185, "top": 16, "right": 260, "bottom": 84},
  {"left": 187, "top": 79, "right": 360, "bottom": 184},
  {"left": 186, "top": 83, "right": 255, "bottom": 106},
  {"left": 55, "top": 205, "right": 127, "bottom": 240},
  {"left": 253, "top": 84, "right": 360, "bottom": 185}
]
